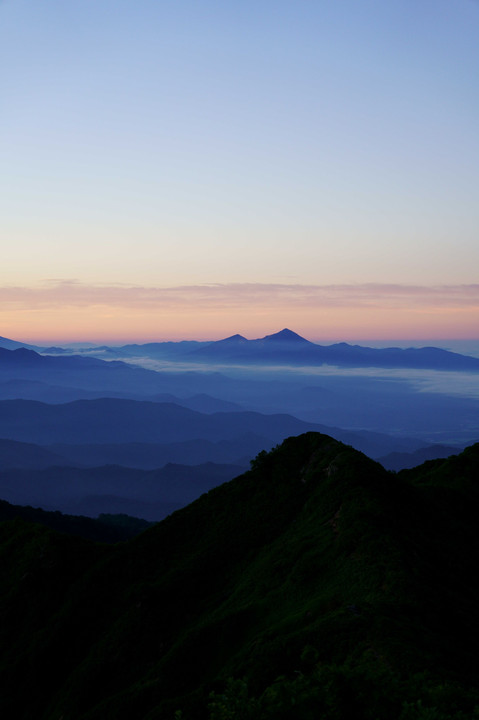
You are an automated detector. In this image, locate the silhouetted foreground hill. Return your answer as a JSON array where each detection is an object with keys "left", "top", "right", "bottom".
[
  {"left": 0, "top": 498, "right": 152, "bottom": 542},
  {"left": 1, "top": 433, "right": 479, "bottom": 719}
]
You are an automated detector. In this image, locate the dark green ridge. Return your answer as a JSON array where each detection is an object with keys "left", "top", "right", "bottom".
[
  {"left": 0, "top": 499, "right": 153, "bottom": 542},
  {"left": 1, "top": 433, "right": 479, "bottom": 719}
]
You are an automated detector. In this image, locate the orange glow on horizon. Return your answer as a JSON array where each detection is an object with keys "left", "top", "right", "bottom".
[
  {"left": 3, "top": 306, "right": 478, "bottom": 346},
  {"left": 1, "top": 281, "right": 478, "bottom": 345}
]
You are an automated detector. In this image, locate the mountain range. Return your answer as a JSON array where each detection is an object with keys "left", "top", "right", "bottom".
[
  {"left": 3, "top": 329, "right": 479, "bottom": 371},
  {"left": 0, "top": 396, "right": 423, "bottom": 450},
  {"left": 1, "top": 335, "right": 477, "bottom": 522},
  {"left": 0, "top": 458, "right": 244, "bottom": 521},
  {"left": 1, "top": 328, "right": 478, "bottom": 716},
  {"left": 2, "top": 340, "right": 479, "bottom": 441},
  {"left": 0, "top": 397, "right": 438, "bottom": 518},
  {"left": 186, "top": 328, "right": 479, "bottom": 370},
  {"left": 2, "top": 432, "right": 479, "bottom": 719}
]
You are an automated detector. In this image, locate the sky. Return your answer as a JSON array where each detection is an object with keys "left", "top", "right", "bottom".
[{"left": 1, "top": 0, "right": 479, "bottom": 343}]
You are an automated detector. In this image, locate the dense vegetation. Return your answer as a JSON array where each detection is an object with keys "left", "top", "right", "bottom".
[
  {"left": 0, "top": 499, "right": 152, "bottom": 542},
  {"left": 1, "top": 432, "right": 479, "bottom": 719}
]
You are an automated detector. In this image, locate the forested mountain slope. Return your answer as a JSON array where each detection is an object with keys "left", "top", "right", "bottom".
[{"left": 1, "top": 433, "right": 479, "bottom": 719}]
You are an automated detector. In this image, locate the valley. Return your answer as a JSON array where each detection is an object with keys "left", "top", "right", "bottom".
[{"left": 0, "top": 331, "right": 478, "bottom": 519}]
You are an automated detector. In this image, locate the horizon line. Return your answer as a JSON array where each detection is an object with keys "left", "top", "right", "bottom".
[{"left": 5, "top": 329, "right": 479, "bottom": 348}]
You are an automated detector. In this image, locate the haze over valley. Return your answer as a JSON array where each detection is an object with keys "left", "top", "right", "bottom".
[{"left": 0, "top": 328, "right": 478, "bottom": 520}]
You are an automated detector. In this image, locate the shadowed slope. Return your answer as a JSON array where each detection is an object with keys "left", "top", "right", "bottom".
[
  {"left": 0, "top": 498, "right": 151, "bottom": 542},
  {"left": 1, "top": 434, "right": 479, "bottom": 719}
]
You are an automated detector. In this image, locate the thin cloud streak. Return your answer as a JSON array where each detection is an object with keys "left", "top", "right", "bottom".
[
  {"left": 1, "top": 281, "right": 478, "bottom": 342},
  {"left": 1, "top": 281, "right": 479, "bottom": 310}
]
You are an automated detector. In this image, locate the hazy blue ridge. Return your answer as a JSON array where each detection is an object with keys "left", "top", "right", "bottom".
[{"left": 3, "top": 332, "right": 479, "bottom": 371}]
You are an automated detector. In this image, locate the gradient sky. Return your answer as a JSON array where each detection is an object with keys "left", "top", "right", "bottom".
[{"left": 1, "top": 0, "right": 478, "bottom": 342}]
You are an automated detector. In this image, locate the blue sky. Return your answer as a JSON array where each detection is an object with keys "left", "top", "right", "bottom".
[{"left": 1, "top": 0, "right": 478, "bottom": 341}]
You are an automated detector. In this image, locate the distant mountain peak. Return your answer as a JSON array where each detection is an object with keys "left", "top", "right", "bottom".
[
  {"left": 262, "top": 328, "right": 311, "bottom": 344},
  {"left": 214, "top": 334, "right": 248, "bottom": 345},
  {"left": 0, "top": 346, "right": 41, "bottom": 364},
  {"left": 0, "top": 335, "right": 37, "bottom": 351}
]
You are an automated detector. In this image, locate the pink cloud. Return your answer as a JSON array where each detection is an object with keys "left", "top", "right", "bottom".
[
  {"left": 1, "top": 280, "right": 478, "bottom": 310},
  {"left": 1, "top": 281, "right": 478, "bottom": 342}
]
